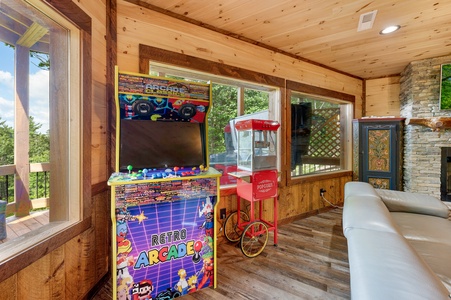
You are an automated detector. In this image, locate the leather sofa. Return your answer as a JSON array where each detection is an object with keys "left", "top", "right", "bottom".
[{"left": 343, "top": 181, "right": 451, "bottom": 299}]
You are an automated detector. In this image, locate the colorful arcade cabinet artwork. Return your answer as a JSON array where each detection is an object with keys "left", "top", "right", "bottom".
[{"left": 108, "top": 68, "right": 221, "bottom": 300}]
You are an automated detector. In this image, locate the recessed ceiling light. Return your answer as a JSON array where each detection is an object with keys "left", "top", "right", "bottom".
[{"left": 380, "top": 25, "right": 401, "bottom": 35}]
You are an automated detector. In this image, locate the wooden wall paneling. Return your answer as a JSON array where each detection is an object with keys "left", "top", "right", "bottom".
[
  {"left": 310, "top": 180, "right": 320, "bottom": 211},
  {"left": 116, "top": 1, "right": 363, "bottom": 105},
  {"left": 17, "top": 246, "right": 65, "bottom": 299},
  {"left": 286, "top": 80, "right": 356, "bottom": 103},
  {"left": 73, "top": 0, "right": 106, "bottom": 25},
  {"left": 215, "top": 193, "right": 236, "bottom": 243},
  {"left": 64, "top": 229, "right": 97, "bottom": 298},
  {"left": 91, "top": 153, "right": 108, "bottom": 185},
  {"left": 91, "top": 79, "right": 108, "bottom": 185},
  {"left": 82, "top": 29, "right": 93, "bottom": 220},
  {"left": 107, "top": 0, "right": 118, "bottom": 176},
  {"left": 274, "top": 53, "right": 363, "bottom": 97},
  {"left": 75, "top": 0, "right": 108, "bottom": 186},
  {"left": 139, "top": 44, "right": 284, "bottom": 87},
  {"left": 93, "top": 192, "right": 111, "bottom": 283},
  {"left": 117, "top": 4, "right": 279, "bottom": 72},
  {"left": 365, "top": 76, "right": 401, "bottom": 117},
  {"left": 279, "top": 86, "right": 289, "bottom": 187},
  {"left": 0, "top": 275, "right": 17, "bottom": 299}
]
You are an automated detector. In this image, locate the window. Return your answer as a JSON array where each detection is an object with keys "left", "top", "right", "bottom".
[
  {"left": 148, "top": 64, "right": 280, "bottom": 187},
  {"left": 290, "top": 92, "right": 352, "bottom": 177},
  {"left": 0, "top": 0, "right": 82, "bottom": 261}
]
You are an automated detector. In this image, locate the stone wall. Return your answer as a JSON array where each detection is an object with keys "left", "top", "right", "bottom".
[{"left": 400, "top": 55, "right": 451, "bottom": 198}]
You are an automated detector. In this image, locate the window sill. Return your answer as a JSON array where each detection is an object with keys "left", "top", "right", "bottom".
[
  {"left": 0, "top": 217, "right": 91, "bottom": 282},
  {"left": 288, "top": 170, "right": 353, "bottom": 185}
]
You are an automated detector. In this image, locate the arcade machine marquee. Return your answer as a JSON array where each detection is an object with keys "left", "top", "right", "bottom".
[{"left": 108, "top": 67, "right": 221, "bottom": 300}]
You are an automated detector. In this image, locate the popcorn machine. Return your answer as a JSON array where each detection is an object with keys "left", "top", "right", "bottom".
[{"left": 226, "top": 119, "right": 280, "bottom": 257}]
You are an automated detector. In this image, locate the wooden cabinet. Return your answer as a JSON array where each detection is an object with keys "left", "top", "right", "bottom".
[{"left": 353, "top": 118, "right": 405, "bottom": 190}]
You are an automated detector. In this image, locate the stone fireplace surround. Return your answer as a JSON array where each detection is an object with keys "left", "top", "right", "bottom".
[{"left": 400, "top": 55, "right": 451, "bottom": 200}]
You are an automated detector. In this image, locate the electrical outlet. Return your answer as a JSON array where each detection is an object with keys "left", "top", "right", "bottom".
[
  {"left": 320, "top": 188, "right": 326, "bottom": 196},
  {"left": 220, "top": 208, "right": 226, "bottom": 220}
]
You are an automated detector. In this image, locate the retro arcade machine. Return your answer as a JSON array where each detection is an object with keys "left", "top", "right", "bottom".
[
  {"left": 108, "top": 68, "right": 221, "bottom": 300},
  {"left": 225, "top": 119, "right": 280, "bottom": 258}
]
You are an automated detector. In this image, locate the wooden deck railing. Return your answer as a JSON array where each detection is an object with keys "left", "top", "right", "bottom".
[{"left": 0, "top": 163, "right": 50, "bottom": 216}]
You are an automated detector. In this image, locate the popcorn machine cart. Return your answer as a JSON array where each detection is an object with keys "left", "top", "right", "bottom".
[{"left": 225, "top": 119, "right": 280, "bottom": 257}]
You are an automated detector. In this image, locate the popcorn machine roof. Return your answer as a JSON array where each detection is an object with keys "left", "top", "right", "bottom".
[{"left": 235, "top": 119, "right": 280, "bottom": 131}]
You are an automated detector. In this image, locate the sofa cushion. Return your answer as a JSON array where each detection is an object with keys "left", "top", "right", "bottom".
[
  {"left": 377, "top": 189, "right": 450, "bottom": 218},
  {"left": 343, "top": 195, "right": 401, "bottom": 237},
  {"left": 407, "top": 240, "right": 451, "bottom": 292},
  {"left": 391, "top": 212, "right": 451, "bottom": 247},
  {"left": 346, "top": 228, "right": 450, "bottom": 300}
]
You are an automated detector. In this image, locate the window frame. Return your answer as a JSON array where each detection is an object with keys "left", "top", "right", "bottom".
[
  {"left": 286, "top": 80, "right": 355, "bottom": 184},
  {"left": 139, "top": 45, "right": 284, "bottom": 189},
  {"left": 138, "top": 44, "right": 356, "bottom": 189},
  {"left": 0, "top": 0, "right": 91, "bottom": 282},
  {"left": 147, "top": 66, "right": 281, "bottom": 184}
]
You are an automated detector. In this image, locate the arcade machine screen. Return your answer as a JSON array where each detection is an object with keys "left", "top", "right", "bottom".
[{"left": 119, "top": 120, "right": 205, "bottom": 172}]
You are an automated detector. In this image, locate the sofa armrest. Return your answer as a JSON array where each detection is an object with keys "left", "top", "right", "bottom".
[
  {"left": 376, "top": 189, "right": 450, "bottom": 218},
  {"left": 344, "top": 181, "right": 381, "bottom": 199}
]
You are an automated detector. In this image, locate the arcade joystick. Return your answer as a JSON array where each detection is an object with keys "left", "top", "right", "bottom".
[
  {"left": 192, "top": 240, "right": 203, "bottom": 263},
  {"left": 142, "top": 168, "right": 148, "bottom": 178},
  {"left": 127, "top": 165, "right": 133, "bottom": 174},
  {"left": 173, "top": 166, "right": 180, "bottom": 175}
]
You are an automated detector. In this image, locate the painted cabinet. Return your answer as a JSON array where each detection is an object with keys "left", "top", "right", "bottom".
[{"left": 353, "top": 118, "right": 405, "bottom": 190}]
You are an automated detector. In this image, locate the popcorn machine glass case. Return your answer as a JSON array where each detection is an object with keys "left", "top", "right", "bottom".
[{"left": 235, "top": 119, "right": 280, "bottom": 172}]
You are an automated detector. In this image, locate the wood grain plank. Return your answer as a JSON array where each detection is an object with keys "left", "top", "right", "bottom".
[
  {"left": 93, "top": 192, "right": 111, "bottom": 282},
  {"left": 16, "top": 246, "right": 65, "bottom": 300},
  {"left": 64, "top": 228, "right": 97, "bottom": 299},
  {"left": 0, "top": 274, "right": 17, "bottom": 299}
]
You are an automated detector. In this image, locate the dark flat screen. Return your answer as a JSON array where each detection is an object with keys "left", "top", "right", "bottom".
[{"left": 119, "top": 120, "right": 205, "bottom": 171}]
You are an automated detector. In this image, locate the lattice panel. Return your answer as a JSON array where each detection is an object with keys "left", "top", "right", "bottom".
[{"left": 308, "top": 108, "right": 341, "bottom": 158}]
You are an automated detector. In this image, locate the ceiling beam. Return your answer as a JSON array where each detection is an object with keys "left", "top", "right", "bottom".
[{"left": 16, "top": 22, "right": 48, "bottom": 48}]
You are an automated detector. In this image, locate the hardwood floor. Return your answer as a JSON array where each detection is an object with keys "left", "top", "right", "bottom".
[{"left": 91, "top": 209, "right": 349, "bottom": 300}]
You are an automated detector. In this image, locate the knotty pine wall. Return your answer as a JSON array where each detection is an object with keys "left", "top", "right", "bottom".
[
  {"left": 116, "top": 0, "right": 358, "bottom": 223},
  {"left": 117, "top": 1, "right": 364, "bottom": 107},
  {"left": 0, "top": 0, "right": 110, "bottom": 299},
  {"left": 365, "top": 76, "right": 401, "bottom": 117}
]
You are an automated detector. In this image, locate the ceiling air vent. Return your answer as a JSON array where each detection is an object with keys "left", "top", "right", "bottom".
[{"left": 357, "top": 10, "right": 378, "bottom": 32}]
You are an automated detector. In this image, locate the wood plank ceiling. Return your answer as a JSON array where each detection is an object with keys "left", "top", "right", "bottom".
[
  {"left": 0, "top": 2, "right": 49, "bottom": 53},
  {"left": 129, "top": 0, "right": 451, "bottom": 79}
]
